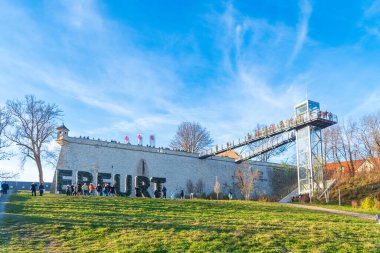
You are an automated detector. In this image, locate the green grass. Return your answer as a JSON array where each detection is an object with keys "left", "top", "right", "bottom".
[{"left": 0, "top": 192, "right": 379, "bottom": 253}]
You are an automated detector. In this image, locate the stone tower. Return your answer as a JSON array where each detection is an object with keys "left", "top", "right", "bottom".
[{"left": 56, "top": 124, "right": 69, "bottom": 144}]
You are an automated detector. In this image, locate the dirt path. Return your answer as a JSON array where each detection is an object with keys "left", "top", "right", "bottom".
[{"left": 285, "top": 203, "right": 377, "bottom": 221}]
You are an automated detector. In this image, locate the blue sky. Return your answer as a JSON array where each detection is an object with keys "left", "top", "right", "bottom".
[{"left": 1, "top": 0, "right": 380, "bottom": 182}]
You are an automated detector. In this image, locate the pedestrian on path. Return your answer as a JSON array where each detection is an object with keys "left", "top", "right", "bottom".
[
  {"left": 1, "top": 183, "right": 9, "bottom": 195},
  {"left": 31, "top": 182, "right": 37, "bottom": 196},
  {"left": 39, "top": 183, "right": 45, "bottom": 196},
  {"left": 162, "top": 186, "right": 167, "bottom": 198},
  {"left": 180, "top": 190, "right": 184, "bottom": 199}
]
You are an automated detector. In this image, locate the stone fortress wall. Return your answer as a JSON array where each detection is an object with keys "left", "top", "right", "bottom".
[{"left": 53, "top": 130, "right": 297, "bottom": 199}]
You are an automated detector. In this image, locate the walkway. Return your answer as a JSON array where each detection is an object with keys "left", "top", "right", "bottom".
[
  {"left": 285, "top": 203, "right": 377, "bottom": 221},
  {"left": 0, "top": 191, "right": 12, "bottom": 222}
]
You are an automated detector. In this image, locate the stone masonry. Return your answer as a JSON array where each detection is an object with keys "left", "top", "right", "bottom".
[{"left": 53, "top": 126, "right": 297, "bottom": 199}]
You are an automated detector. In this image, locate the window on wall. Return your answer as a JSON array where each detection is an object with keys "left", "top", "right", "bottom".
[{"left": 296, "top": 103, "right": 307, "bottom": 116}]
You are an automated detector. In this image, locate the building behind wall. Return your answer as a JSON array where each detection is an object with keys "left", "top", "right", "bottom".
[{"left": 52, "top": 125, "right": 297, "bottom": 200}]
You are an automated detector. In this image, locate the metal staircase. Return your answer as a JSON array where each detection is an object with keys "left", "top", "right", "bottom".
[
  {"left": 235, "top": 131, "right": 296, "bottom": 163},
  {"left": 199, "top": 110, "right": 337, "bottom": 160}
]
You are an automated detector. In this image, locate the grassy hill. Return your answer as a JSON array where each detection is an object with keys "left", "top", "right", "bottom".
[
  {"left": 0, "top": 192, "right": 379, "bottom": 252},
  {"left": 331, "top": 179, "right": 380, "bottom": 205}
]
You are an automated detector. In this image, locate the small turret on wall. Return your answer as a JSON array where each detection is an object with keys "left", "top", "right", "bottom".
[{"left": 56, "top": 124, "right": 69, "bottom": 145}]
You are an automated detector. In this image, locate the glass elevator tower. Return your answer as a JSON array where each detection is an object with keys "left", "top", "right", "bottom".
[{"left": 295, "top": 100, "right": 336, "bottom": 196}]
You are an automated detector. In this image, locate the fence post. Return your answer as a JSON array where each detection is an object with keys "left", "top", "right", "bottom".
[{"left": 338, "top": 189, "right": 341, "bottom": 206}]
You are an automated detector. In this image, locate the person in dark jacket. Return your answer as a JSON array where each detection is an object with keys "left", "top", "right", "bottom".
[
  {"left": 180, "top": 190, "right": 184, "bottom": 199},
  {"left": 109, "top": 184, "right": 115, "bottom": 197},
  {"left": 66, "top": 185, "right": 71, "bottom": 196},
  {"left": 70, "top": 184, "right": 75, "bottom": 196},
  {"left": 31, "top": 182, "right": 37, "bottom": 196},
  {"left": 162, "top": 186, "right": 167, "bottom": 198},
  {"left": 104, "top": 183, "right": 110, "bottom": 196},
  {"left": 96, "top": 183, "right": 103, "bottom": 196},
  {"left": 77, "top": 182, "right": 82, "bottom": 196},
  {"left": 1, "top": 182, "right": 9, "bottom": 194},
  {"left": 39, "top": 183, "right": 45, "bottom": 196}
]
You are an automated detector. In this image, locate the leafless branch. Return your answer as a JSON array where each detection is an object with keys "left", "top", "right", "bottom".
[{"left": 169, "top": 122, "right": 213, "bottom": 153}]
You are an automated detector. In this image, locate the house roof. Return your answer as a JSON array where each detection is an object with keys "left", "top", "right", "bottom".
[
  {"left": 325, "top": 160, "right": 366, "bottom": 171},
  {"left": 56, "top": 124, "right": 69, "bottom": 131},
  {"left": 216, "top": 150, "right": 241, "bottom": 159}
]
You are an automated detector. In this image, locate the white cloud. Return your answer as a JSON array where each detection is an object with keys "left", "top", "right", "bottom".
[
  {"left": 361, "top": 0, "right": 380, "bottom": 40},
  {"left": 364, "top": 0, "right": 380, "bottom": 18},
  {"left": 288, "top": 0, "right": 312, "bottom": 65}
]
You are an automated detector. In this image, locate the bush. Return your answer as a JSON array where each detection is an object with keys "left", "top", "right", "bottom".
[
  {"left": 360, "top": 196, "right": 374, "bottom": 209},
  {"left": 373, "top": 198, "right": 380, "bottom": 209},
  {"left": 257, "top": 196, "right": 269, "bottom": 202}
]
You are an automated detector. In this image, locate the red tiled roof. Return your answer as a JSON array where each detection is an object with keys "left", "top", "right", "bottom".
[{"left": 324, "top": 160, "right": 366, "bottom": 171}]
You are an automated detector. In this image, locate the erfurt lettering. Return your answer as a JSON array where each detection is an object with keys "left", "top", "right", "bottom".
[{"left": 56, "top": 169, "right": 166, "bottom": 198}]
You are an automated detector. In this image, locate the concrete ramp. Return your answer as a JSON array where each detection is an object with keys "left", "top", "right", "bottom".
[{"left": 279, "top": 187, "right": 299, "bottom": 203}]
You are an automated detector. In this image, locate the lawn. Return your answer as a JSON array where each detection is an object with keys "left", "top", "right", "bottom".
[{"left": 0, "top": 192, "right": 379, "bottom": 253}]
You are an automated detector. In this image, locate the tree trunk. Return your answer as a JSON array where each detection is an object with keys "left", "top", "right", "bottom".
[{"left": 35, "top": 154, "right": 44, "bottom": 184}]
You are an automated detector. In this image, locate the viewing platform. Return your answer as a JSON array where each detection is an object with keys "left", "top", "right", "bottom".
[{"left": 199, "top": 109, "right": 337, "bottom": 159}]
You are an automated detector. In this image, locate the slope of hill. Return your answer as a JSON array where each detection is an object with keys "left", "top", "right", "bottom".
[{"left": 0, "top": 192, "right": 379, "bottom": 252}]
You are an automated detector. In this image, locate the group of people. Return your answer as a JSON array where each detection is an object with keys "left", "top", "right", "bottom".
[
  {"left": 30, "top": 182, "right": 45, "bottom": 196},
  {"left": 66, "top": 182, "right": 116, "bottom": 196},
  {"left": 64, "top": 182, "right": 170, "bottom": 198}
]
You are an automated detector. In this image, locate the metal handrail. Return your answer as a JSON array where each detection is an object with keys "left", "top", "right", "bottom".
[{"left": 199, "top": 110, "right": 337, "bottom": 158}]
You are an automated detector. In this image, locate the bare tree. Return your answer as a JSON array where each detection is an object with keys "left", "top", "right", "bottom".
[
  {"left": 186, "top": 179, "right": 194, "bottom": 193},
  {"left": 360, "top": 112, "right": 380, "bottom": 169},
  {"left": 0, "top": 107, "right": 18, "bottom": 179},
  {"left": 0, "top": 106, "right": 11, "bottom": 160},
  {"left": 169, "top": 122, "right": 213, "bottom": 153},
  {"left": 326, "top": 120, "right": 361, "bottom": 178},
  {"left": 0, "top": 171, "right": 19, "bottom": 180},
  {"left": 194, "top": 179, "right": 205, "bottom": 194},
  {"left": 235, "top": 162, "right": 260, "bottom": 200},
  {"left": 214, "top": 176, "right": 220, "bottom": 200},
  {"left": 6, "top": 95, "right": 62, "bottom": 184}
]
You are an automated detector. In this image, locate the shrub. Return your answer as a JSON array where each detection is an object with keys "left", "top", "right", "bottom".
[
  {"left": 360, "top": 196, "right": 374, "bottom": 209},
  {"left": 373, "top": 198, "right": 380, "bottom": 209},
  {"left": 257, "top": 196, "right": 269, "bottom": 202}
]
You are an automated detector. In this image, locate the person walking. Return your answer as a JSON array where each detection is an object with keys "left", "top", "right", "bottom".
[
  {"left": 180, "top": 190, "right": 184, "bottom": 199},
  {"left": 66, "top": 184, "right": 71, "bottom": 196},
  {"left": 73, "top": 184, "right": 78, "bottom": 196},
  {"left": 77, "top": 182, "right": 82, "bottom": 196},
  {"left": 1, "top": 182, "right": 9, "bottom": 195},
  {"left": 71, "top": 184, "right": 75, "bottom": 196},
  {"left": 83, "top": 182, "right": 89, "bottom": 196},
  {"left": 89, "top": 183, "right": 95, "bottom": 196},
  {"left": 39, "top": 183, "right": 45, "bottom": 196},
  {"left": 162, "top": 186, "right": 167, "bottom": 198},
  {"left": 109, "top": 184, "right": 115, "bottom": 197},
  {"left": 104, "top": 183, "right": 110, "bottom": 196},
  {"left": 31, "top": 182, "right": 37, "bottom": 196},
  {"left": 96, "top": 183, "right": 102, "bottom": 196}
]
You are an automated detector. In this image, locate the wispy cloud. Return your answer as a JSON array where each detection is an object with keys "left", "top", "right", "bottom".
[
  {"left": 288, "top": 0, "right": 312, "bottom": 65},
  {"left": 364, "top": 0, "right": 380, "bottom": 18},
  {"left": 362, "top": 0, "right": 380, "bottom": 40}
]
